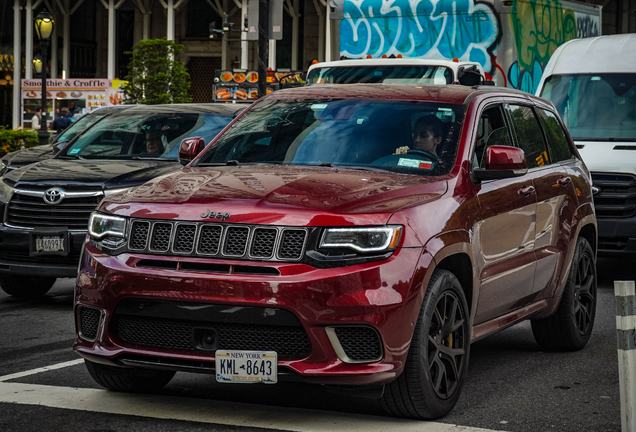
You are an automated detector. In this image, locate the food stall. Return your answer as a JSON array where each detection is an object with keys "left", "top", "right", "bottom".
[
  {"left": 21, "top": 78, "right": 125, "bottom": 129},
  {"left": 213, "top": 70, "right": 305, "bottom": 103}
]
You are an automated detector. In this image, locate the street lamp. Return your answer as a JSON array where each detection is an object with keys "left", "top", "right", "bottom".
[
  {"left": 32, "top": 54, "right": 42, "bottom": 75},
  {"left": 34, "top": 10, "right": 54, "bottom": 146}
]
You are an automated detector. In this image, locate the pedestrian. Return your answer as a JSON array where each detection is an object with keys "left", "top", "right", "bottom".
[
  {"left": 68, "top": 101, "right": 79, "bottom": 116},
  {"left": 52, "top": 107, "right": 73, "bottom": 135},
  {"left": 31, "top": 107, "right": 42, "bottom": 131}
]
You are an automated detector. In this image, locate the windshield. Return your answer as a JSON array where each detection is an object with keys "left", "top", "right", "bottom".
[
  {"left": 61, "top": 111, "right": 233, "bottom": 160},
  {"left": 198, "top": 98, "right": 465, "bottom": 176},
  {"left": 51, "top": 112, "right": 107, "bottom": 144},
  {"left": 540, "top": 73, "right": 636, "bottom": 141},
  {"left": 307, "top": 66, "right": 453, "bottom": 85}
]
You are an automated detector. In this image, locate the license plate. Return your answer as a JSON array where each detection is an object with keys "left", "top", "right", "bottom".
[
  {"left": 215, "top": 350, "right": 277, "bottom": 384},
  {"left": 35, "top": 235, "right": 65, "bottom": 253}
]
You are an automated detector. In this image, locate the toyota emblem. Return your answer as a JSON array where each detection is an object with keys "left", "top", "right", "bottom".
[{"left": 43, "top": 187, "right": 65, "bottom": 205}]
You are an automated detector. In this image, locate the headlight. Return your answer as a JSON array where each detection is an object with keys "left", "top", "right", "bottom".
[
  {"left": 0, "top": 159, "right": 6, "bottom": 174},
  {"left": 319, "top": 226, "right": 403, "bottom": 253},
  {"left": 0, "top": 178, "right": 14, "bottom": 203},
  {"left": 88, "top": 212, "right": 127, "bottom": 239}
]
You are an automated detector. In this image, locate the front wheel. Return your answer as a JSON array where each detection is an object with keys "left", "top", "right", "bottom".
[
  {"left": 0, "top": 275, "right": 56, "bottom": 298},
  {"left": 381, "top": 269, "right": 470, "bottom": 419},
  {"left": 85, "top": 360, "right": 176, "bottom": 393},
  {"left": 531, "top": 236, "right": 597, "bottom": 351}
]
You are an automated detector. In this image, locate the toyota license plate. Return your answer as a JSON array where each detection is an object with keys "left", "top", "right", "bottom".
[
  {"left": 35, "top": 235, "right": 65, "bottom": 253},
  {"left": 215, "top": 350, "right": 277, "bottom": 384}
]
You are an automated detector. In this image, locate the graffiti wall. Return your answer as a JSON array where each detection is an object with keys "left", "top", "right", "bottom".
[{"left": 339, "top": 0, "right": 601, "bottom": 94}]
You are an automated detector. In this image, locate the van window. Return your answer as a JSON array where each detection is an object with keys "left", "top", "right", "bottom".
[
  {"left": 540, "top": 73, "right": 636, "bottom": 141},
  {"left": 536, "top": 109, "right": 575, "bottom": 163},
  {"left": 506, "top": 105, "right": 549, "bottom": 168}
]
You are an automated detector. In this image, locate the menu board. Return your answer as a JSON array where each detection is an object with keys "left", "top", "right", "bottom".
[
  {"left": 213, "top": 70, "right": 306, "bottom": 103},
  {"left": 21, "top": 78, "right": 125, "bottom": 128}
]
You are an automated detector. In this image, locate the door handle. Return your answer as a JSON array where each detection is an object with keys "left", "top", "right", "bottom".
[
  {"left": 518, "top": 186, "right": 535, "bottom": 196},
  {"left": 557, "top": 177, "right": 572, "bottom": 186}
]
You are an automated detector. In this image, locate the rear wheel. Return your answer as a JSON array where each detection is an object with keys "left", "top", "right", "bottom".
[
  {"left": 531, "top": 237, "right": 597, "bottom": 351},
  {"left": 381, "top": 269, "right": 470, "bottom": 419},
  {"left": 85, "top": 360, "right": 176, "bottom": 393},
  {"left": 0, "top": 275, "right": 56, "bottom": 298}
]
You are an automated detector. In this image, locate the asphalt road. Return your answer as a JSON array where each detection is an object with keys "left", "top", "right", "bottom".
[{"left": 0, "top": 256, "right": 630, "bottom": 432}]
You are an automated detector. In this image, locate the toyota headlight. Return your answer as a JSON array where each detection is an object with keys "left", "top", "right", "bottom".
[{"left": 319, "top": 226, "right": 403, "bottom": 253}]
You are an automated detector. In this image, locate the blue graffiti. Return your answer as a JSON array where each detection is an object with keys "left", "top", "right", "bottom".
[
  {"left": 508, "top": 60, "right": 543, "bottom": 94},
  {"left": 340, "top": 0, "right": 499, "bottom": 72}
]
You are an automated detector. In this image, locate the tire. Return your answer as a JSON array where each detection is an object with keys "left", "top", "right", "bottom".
[
  {"left": 381, "top": 269, "right": 470, "bottom": 419},
  {"left": 85, "top": 360, "right": 176, "bottom": 393},
  {"left": 531, "top": 237, "right": 597, "bottom": 351},
  {"left": 0, "top": 275, "right": 56, "bottom": 298}
]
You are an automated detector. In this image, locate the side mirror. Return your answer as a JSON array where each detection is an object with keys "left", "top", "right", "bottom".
[
  {"left": 178, "top": 136, "right": 207, "bottom": 166},
  {"left": 473, "top": 145, "right": 528, "bottom": 181}
]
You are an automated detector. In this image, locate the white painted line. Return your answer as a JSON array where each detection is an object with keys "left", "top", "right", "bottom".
[
  {"left": 0, "top": 381, "right": 503, "bottom": 432},
  {"left": 0, "top": 358, "right": 84, "bottom": 382},
  {"left": 0, "top": 360, "right": 505, "bottom": 431},
  {"left": 615, "top": 281, "right": 636, "bottom": 296}
]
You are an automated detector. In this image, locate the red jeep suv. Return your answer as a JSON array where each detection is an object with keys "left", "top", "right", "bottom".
[{"left": 74, "top": 84, "right": 597, "bottom": 419}]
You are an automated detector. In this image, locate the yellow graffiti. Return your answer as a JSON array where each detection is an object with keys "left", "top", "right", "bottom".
[{"left": 511, "top": 0, "right": 577, "bottom": 70}]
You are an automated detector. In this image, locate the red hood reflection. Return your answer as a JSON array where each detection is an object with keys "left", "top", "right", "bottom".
[{"left": 101, "top": 165, "right": 447, "bottom": 226}]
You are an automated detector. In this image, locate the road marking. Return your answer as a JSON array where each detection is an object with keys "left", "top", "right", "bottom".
[
  {"left": 0, "top": 358, "right": 84, "bottom": 382},
  {"left": 0, "top": 361, "right": 504, "bottom": 432}
]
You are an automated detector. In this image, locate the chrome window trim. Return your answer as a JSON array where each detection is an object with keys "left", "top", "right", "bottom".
[{"left": 276, "top": 227, "right": 309, "bottom": 261}]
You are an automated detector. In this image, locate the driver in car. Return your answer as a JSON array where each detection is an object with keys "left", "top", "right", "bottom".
[
  {"left": 395, "top": 115, "right": 444, "bottom": 157},
  {"left": 145, "top": 130, "right": 166, "bottom": 155}
]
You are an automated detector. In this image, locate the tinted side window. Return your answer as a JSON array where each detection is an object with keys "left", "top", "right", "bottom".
[
  {"left": 536, "top": 109, "right": 575, "bottom": 163},
  {"left": 506, "top": 104, "right": 549, "bottom": 169},
  {"left": 474, "top": 105, "right": 512, "bottom": 168}
]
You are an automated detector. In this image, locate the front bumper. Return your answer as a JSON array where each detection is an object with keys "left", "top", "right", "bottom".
[
  {"left": 0, "top": 224, "right": 86, "bottom": 277},
  {"left": 73, "top": 242, "right": 430, "bottom": 386}
]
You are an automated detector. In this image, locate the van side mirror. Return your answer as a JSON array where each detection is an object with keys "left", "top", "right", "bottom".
[
  {"left": 178, "top": 136, "right": 207, "bottom": 166},
  {"left": 473, "top": 145, "right": 528, "bottom": 181}
]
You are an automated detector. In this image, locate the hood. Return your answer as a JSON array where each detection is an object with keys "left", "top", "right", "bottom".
[
  {"left": 102, "top": 165, "right": 448, "bottom": 226},
  {"left": 2, "top": 145, "right": 54, "bottom": 169},
  {"left": 575, "top": 141, "right": 636, "bottom": 175},
  {"left": 3, "top": 158, "right": 180, "bottom": 190}
]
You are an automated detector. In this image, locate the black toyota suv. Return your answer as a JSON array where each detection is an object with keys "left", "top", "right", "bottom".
[
  {"left": 0, "top": 103, "right": 241, "bottom": 298},
  {"left": 0, "top": 105, "right": 135, "bottom": 176}
]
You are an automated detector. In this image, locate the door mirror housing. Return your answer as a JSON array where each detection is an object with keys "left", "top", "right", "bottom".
[
  {"left": 473, "top": 145, "right": 528, "bottom": 181},
  {"left": 178, "top": 137, "right": 207, "bottom": 166}
]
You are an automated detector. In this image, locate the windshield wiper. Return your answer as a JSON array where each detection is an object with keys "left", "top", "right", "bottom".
[
  {"left": 57, "top": 154, "right": 84, "bottom": 160},
  {"left": 131, "top": 156, "right": 175, "bottom": 161},
  {"left": 226, "top": 160, "right": 241, "bottom": 166}
]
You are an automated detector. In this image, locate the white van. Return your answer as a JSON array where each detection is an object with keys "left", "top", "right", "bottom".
[
  {"left": 536, "top": 34, "right": 636, "bottom": 256},
  {"left": 306, "top": 58, "right": 485, "bottom": 86}
]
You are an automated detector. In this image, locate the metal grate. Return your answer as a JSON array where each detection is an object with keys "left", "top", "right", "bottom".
[
  {"left": 188, "top": 57, "right": 222, "bottom": 103},
  {"left": 591, "top": 173, "right": 636, "bottom": 219},
  {"left": 150, "top": 223, "right": 173, "bottom": 252},
  {"left": 129, "top": 221, "right": 150, "bottom": 250},
  {"left": 127, "top": 220, "right": 308, "bottom": 262},
  {"left": 279, "top": 229, "right": 307, "bottom": 259},
  {"left": 173, "top": 224, "right": 197, "bottom": 253},
  {"left": 113, "top": 315, "right": 312, "bottom": 358},
  {"left": 334, "top": 326, "right": 382, "bottom": 362},
  {"left": 250, "top": 228, "right": 277, "bottom": 258},
  {"left": 6, "top": 192, "right": 103, "bottom": 229},
  {"left": 79, "top": 306, "right": 101, "bottom": 341}
]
